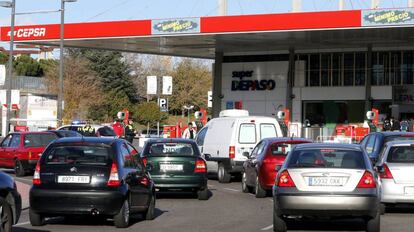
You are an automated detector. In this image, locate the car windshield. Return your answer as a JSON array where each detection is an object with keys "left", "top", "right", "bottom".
[
  {"left": 288, "top": 149, "right": 365, "bottom": 169},
  {"left": 24, "top": 133, "right": 58, "bottom": 147},
  {"left": 387, "top": 145, "right": 414, "bottom": 163},
  {"left": 97, "top": 127, "right": 116, "bottom": 136},
  {"left": 146, "top": 143, "right": 195, "bottom": 157},
  {"left": 43, "top": 145, "right": 112, "bottom": 165}
]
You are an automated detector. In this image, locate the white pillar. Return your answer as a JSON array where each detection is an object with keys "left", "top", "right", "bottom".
[
  {"left": 409, "top": 0, "right": 414, "bottom": 7},
  {"left": 292, "top": 0, "right": 301, "bottom": 12},
  {"left": 371, "top": 0, "right": 380, "bottom": 9},
  {"left": 339, "top": 0, "right": 345, "bottom": 10},
  {"left": 218, "top": 0, "right": 227, "bottom": 16}
]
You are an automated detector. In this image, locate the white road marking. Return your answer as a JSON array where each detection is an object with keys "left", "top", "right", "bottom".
[
  {"left": 261, "top": 224, "right": 273, "bottom": 230},
  {"left": 14, "top": 221, "right": 30, "bottom": 227},
  {"left": 223, "top": 188, "right": 239, "bottom": 192}
]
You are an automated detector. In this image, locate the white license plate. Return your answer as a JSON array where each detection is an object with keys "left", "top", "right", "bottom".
[
  {"left": 404, "top": 187, "right": 414, "bottom": 195},
  {"left": 308, "top": 177, "right": 344, "bottom": 186},
  {"left": 160, "top": 164, "right": 183, "bottom": 171},
  {"left": 57, "top": 175, "right": 90, "bottom": 184}
]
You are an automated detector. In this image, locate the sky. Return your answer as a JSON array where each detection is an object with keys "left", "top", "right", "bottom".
[{"left": 0, "top": 0, "right": 411, "bottom": 48}]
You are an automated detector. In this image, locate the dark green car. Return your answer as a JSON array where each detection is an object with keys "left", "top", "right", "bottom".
[{"left": 141, "top": 139, "right": 209, "bottom": 200}]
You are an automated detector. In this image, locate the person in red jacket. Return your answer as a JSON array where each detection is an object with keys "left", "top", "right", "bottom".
[{"left": 112, "top": 120, "right": 125, "bottom": 138}]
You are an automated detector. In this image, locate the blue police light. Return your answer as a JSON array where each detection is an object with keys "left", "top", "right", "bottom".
[{"left": 71, "top": 120, "right": 84, "bottom": 125}]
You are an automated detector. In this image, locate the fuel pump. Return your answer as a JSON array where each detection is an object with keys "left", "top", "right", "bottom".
[
  {"left": 366, "top": 108, "right": 378, "bottom": 133},
  {"left": 276, "top": 109, "right": 289, "bottom": 137}
]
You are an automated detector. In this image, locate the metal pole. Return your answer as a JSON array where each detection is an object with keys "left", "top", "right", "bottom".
[
  {"left": 57, "top": 0, "right": 65, "bottom": 127},
  {"left": 371, "top": 0, "right": 379, "bottom": 9},
  {"left": 339, "top": 0, "right": 345, "bottom": 10},
  {"left": 218, "top": 0, "right": 227, "bottom": 16},
  {"left": 5, "top": 0, "right": 16, "bottom": 135},
  {"left": 292, "top": 0, "right": 301, "bottom": 12},
  {"left": 409, "top": 0, "right": 414, "bottom": 7}
]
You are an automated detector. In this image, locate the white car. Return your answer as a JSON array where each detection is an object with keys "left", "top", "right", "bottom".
[
  {"left": 376, "top": 140, "right": 414, "bottom": 212},
  {"left": 195, "top": 109, "right": 283, "bottom": 183}
]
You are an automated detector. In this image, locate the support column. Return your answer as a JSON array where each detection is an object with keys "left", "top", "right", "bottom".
[
  {"left": 339, "top": 0, "right": 345, "bottom": 10},
  {"left": 212, "top": 52, "right": 223, "bottom": 118},
  {"left": 409, "top": 0, "right": 414, "bottom": 7},
  {"left": 365, "top": 45, "right": 373, "bottom": 112},
  {"left": 292, "top": 0, "right": 301, "bottom": 12},
  {"left": 218, "top": 0, "right": 227, "bottom": 16},
  {"left": 286, "top": 48, "right": 295, "bottom": 121},
  {"left": 371, "top": 0, "right": 379, "bottom": 9}
]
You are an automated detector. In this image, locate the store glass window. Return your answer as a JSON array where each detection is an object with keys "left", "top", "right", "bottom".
[
  {"left": 355, "top": 53, "right": 366, "bottom": 86},
  {"left": 309, "top": 54, "right": 320, "bottom": 86},
  {"left": 321, "top": 54, "right": 330, "bottom": 86},
  {"left": 332, "top": 53, "right": 342, "bottom": 86},
  {"left": 343, "top": 53, "right": 354, "bottom": 86},
  {"left": 402, "top": 51, "right": 414, "bottom": 85}
]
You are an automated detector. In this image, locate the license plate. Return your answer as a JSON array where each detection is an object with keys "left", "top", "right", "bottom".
[
  {"left": 57, "top": 175, "right": 90, "bottom": 184},
  {"left": 404, "top": 187, "right": 414, "bottom": 195},
  {"left": 160, "top": 164, "right": 183, "bottom": 171},
  {"left": 308, "top": 177, "right": 344, "bottom": 186}
]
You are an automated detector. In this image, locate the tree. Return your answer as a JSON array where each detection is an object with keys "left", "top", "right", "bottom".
[
  {"left": 13, "top": 55, "right": 42, "bottom": 77},
  {"left": 44, "top": 56, "right": 103, "bottom": 121},
  {"left": 0, "top": 53, "right": 8, "bottom": 64},
  {"left": 135, "top": 102, "right": 168, "bottom": 127},
  {"left": 169, "top": 59, "right": 212, "bottom": 113}
]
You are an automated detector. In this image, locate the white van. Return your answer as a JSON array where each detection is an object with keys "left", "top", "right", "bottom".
[{"left": 195, "top": 110, "right": 283, "bottom": 183}]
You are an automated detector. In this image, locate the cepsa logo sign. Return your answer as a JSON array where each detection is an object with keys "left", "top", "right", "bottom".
[
  {"left": 7, "top": 28, "right": 46, "bottom": 39},
  {"left": 231, "top": 71, "right": 276, "bottom": 91}
]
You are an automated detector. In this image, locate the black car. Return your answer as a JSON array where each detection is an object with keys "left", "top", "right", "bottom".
[
  {"left": 0, "top": 171, "right": 22, "bottom": 232},
  {"left": 360, "top": 132, "right": 414, "bottom": 162},
  {"left": 47, "top": 130, "right": 82, "bottom": 138},
  {"left": 29, "top": 137, "right": 155, "bottom": 228}
]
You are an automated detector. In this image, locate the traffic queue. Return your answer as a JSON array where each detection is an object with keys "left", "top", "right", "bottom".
[{"left": 1, "top": 109, "right": 414, "bottom": 232}]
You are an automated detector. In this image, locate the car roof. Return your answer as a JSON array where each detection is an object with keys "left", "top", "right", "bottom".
[
  {"left": 261, "top": 137, "right": 313, "bottom": 143},
  {"left": 373, "top": 132, "right": 414, "bottom": 137},
  {"left": 52, "top": 137, "right": 121, "bottom": 145},
  {"left": 147, "top": 138, "right": 196, "bottom": 144},
  {"left": 294, "top": 143, "right": 362, "bottom": 151},
  {"left": 384, "top": 140, "right": 414, "bottom": 146},
  {"left": 9, "top": 131, "right": 55, "bottom": 135}
]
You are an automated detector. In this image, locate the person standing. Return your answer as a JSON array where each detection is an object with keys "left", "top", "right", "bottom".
[
  {"left": 182, "top": 122, "right": 196, "bottom": 139},
  {"left": 124, "top": 120, "right": 136, "bottom": 143},
  {"left": 78, "top": 120, "right": 95, "bottom": 136}
]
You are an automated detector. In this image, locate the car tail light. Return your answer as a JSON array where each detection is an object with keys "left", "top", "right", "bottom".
[
  {"left": 379, "top": 163, "right": 393, "bottom": 179},
  {"left": 140, "top": 176, "right": 149, "bottom": 186},
  {"left": 107, "top": 162, "right": 121, "bottom": 187},
  {"left": 277, "top": 170, "right": 296, "bottom": 187},
  {"left": 29, "top": 151, "right": 32, "bottom": 160},
  {"left": 142, "top": 157, "right": 148, "bottom": 167},
  {"left": 33, "top": 162, "right": 41, "bottom": 185},
  {"left": 229, "top": 146, "right": 235, "bottom": 159},
  {"left": 194, "top": 158, "right": 207, "bottom": 173},
  {"left": 357, "top": 171, "right": 376, "bottom": 188}
]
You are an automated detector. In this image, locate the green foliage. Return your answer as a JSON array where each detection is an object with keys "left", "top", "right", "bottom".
[
  {"left": 13, "top": 55, "right": 42, "bottom": 76},
  {"left": 135, "top": 102, "right": 168, "bottom": 127},
  {"left": 39, "top": 59, "right": 58, "bottom": 74},
  {"left": 0, "top": 53, "right": 8, "bottom": 64},
  {"left": 87, "top": 91, "right": 134, "bottom": 122}
]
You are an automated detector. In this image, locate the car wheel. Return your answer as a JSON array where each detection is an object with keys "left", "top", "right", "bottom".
[
  {"left": 255, "top": 176, "right": 267, "bottom": 198},
  {"left": 0, "top": 197, "right": 13, "bottom": 232},
  {"left": 366, "top": 211, "right": 380, "bottom": 232},
  {"left": 218, "top": 163, "right": 231, "bottom": 183},
  {"left": 114, "top": 199, "right": 130, "bottom": 228},
  {"left": 273, "top": 211, "right": 287, "bottom": 232},
  {"left": 14, "top": 159, "right": 26, "bottom": 177},
  {"left": 241, "top": 172, "right": 250, "bottom": 193},
  {"left": 145, "top": 195, "right": 155, "bottom": 220},
  {"left": 29, "top": 209, "right": 44, "bottom": 226},
  {"left": 197, "top": 187, "right": 209, "bottom": 200}
]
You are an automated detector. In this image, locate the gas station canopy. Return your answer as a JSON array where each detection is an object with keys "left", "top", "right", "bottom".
[{"left": 1, "top": 9, "right": 414, "bottom": 58}]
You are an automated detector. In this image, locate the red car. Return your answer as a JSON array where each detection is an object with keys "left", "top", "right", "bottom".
[
  {"left": 0, "top": 132, "right": 58, "bottom": 177},
  {"left": 242, "top": 137, "right": 312, "bottom": 198}
]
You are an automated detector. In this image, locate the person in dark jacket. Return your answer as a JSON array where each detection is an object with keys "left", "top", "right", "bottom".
[{"left": 124, "top": 120, "right": 136, "bottom": 143}]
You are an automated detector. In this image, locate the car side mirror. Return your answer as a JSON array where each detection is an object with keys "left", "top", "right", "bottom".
[
  {"left": 275, "top": 165, "right": 282, "bottom": 172},
  {"left": 375, "top": 165, "right": 384, "bottom": 173},
  {"left": 204, "top": 154, "right": 211, "bottom": 160},
  {"left": 242, "top": 152, "right": 250, "bottom": 158}
]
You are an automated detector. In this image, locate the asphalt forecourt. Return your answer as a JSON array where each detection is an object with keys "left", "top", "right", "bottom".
[{"left": 4, "top": 174, "right": 414, "bottom": 232}]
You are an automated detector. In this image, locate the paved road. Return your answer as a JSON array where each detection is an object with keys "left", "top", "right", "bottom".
[{"left": 4, "top": 170, "right": 414, "bottom": 232}]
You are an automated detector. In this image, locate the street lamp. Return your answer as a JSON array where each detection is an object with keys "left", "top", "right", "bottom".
[
  {"left": 183, "top": 105, "right": 194, "bottom": 124},
  {"left": 57, "top": 0, "right": 77, "bottom": 127},
  {"left": 1, "top": 0, "right": 15, "bottom": 135}
]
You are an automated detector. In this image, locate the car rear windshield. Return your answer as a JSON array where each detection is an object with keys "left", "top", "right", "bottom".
[
  {"left": 270, "top": 143, "right": 293, "bottom": 156},
  {"left": 146, "top": 143, "right": 195, "bottom": 156},
  {"left": 24, "top": 133, "right": 57, "bottom": 147},
  {"left": 387, "top": 145, "right": 414, "bottom": 163},
  {"left": 43, "top": 145, "right": 112, "bottom": 165},
  {"left": 385, "top": 135, "right": 414, "bottom": 143},
  {"left": 97, "top": 127, "right": 116, "bottom": 136},
  {"left": 288, "top": 149, "right": 365, "bottom": 169}
]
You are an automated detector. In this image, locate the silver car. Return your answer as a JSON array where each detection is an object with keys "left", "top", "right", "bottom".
[
  {"left": 273, "top": 143, "right": 380, "bottom": 232},
  {"left": 376, "top": 140, "right": 414, "bottom": 211}
]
